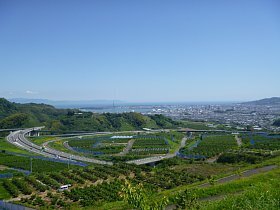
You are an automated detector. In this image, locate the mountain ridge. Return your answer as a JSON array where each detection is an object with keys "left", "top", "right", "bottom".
[
  {"left": 0, "top": 98, "right": 181, "bottom": 131},
  {"left": 8, "top": 98, "right": 125, "bottom": 108},
  {"left": 243, "top": 97, "right": 280, "bottom": 105}
]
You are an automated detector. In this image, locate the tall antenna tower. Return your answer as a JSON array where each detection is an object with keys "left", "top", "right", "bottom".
[{"left": 113, "top": 88, "right": 117, "bottom": 112}]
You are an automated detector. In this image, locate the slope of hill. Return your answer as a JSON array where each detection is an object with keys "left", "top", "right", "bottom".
[
  {"left": 243, "top": 97, "right": 280, "bottom": 105},
  {"left": 0, "top": 98, "right": 18, "bottom": 118},
  {"left": 0, "top": 98, "right": 181, "bottom": 131}
]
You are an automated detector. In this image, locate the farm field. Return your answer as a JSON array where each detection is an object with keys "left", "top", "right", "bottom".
[
  {"left": 241, "top": 134, "right": 280, "bottom": 150},
  {"left": 0, "top": 153, "right": 77, "bottom": 173},
  {"left": 179, "top": 135, "right": 237, "bottom": 159},
  {"left": 0, "top": 154, "right": 249, "bottom": 209},
  {"left": 42, "top": 132, "right": 184, "bottom": 161},
  {"left": 0, "top": 130, "right": 279, "bottom": 210}
]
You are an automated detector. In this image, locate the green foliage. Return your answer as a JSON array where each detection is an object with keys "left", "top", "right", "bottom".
[
  {"left": 0, "top": 153, "right": 71, "bottom": 172},
  {"left": 24, "top": 176, "right": 49, "bottom": 192},
  {"left": 180, "top": 135, "right": 237, "bottom": 158},
  {"left": 3, "top": 179, "right": 19, "bottom": 197},
  {"left": 207, "top": 175, "right": 217, "bottom": 186},
  {"left": 151, "top": 114, "right": 180, "bottom": 128},
  {"left": 12, "top": 178, "right": 32, "bottom": 195},
  {"left": 242, "top": 134, "right": 280, "bottom": 150},
  {"left": 172, "top": 188, "right": 200, "bottom": 209},
  {"left": 0, "top": 113, "right": 29, "bottom": 128},
  {"left": 0, "top": 98, "right": 18, "bottom": 118},
  {"left": 36, "top": 174, "right": 60, "bottom": 189},
  {"left": 217, "top": 151, "right": 270, "bottom": 164},
  {"left": 0, "top": 137, "right": 31, "bottom": 154},
  {"left": 131, "top": 135, "right": 170, "bottom": 155},
  {"left": 0, "top": 98, "right": 182, "bottom": 131},
  {"left": 64, "top": 179, "right": 123, "bottom": 206},
  {"left": 201, "top": 179, "right": 280, "bottom": 210},
  {"left": 180, "top": 120, "right": 210, "bottom": 130},
  {"left": 0, "top": 180, "right": 11, "bottom": 199},
  {"left": 120, "top": 180, "right": 168, "bottom": 210}
]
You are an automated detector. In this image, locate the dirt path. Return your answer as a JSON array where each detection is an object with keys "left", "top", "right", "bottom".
[
  {"left": 166, "top": 165, "right": 277, "bottom": 210},
  {"left": 199, "top": 165, "right": 277, "bottom": 188},
  {"left": 173, "top": 137, "right": 188, "bottom": 155},
  {"left": 180, "top": 137, "right": 188, "bottom": 149},
  {"left": 199, "top": 191, "right": 243, "bottom": 202},
  {"left": 63, "top": 141, "right": 76, "bottom": 152},
  {"left": 205, "top": 153, "right": 221, "bottom": 163},
  {"left": 119, "top": 139, "right": 135, "bottom": 155},
  {"left": 235, "top": 135, "right": 242, "bottom": 147}
]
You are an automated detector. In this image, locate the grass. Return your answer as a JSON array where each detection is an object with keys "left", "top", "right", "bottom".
[
  {"left": 166, "top": 131, "right": 184, "bottom": 153},
  {"left": 47, "top": 139, "right": 96, "bottom": 159},
  {"left": 197, "top": 168, "right": 280, "bottom": 199},
  {"left": 185, "top": 138, "right": 199, "bottom": 149},
  {"left": 180, "top": 120, "right": 210, "bottom": 130},
  {"left": 48, "top": 139, "right": 73, "bottom": 153},
  {"left": 28, "top": 136, "right": 56, "bottom": 145},
  {"left": 95, "top": 165, "right": 279, "bottom": 210},
  {"left": 0, "top": 137, "right": 32, "bottom": 155},
  {"left": 199, "top": 170, "right": 280, "bottom": 209}
]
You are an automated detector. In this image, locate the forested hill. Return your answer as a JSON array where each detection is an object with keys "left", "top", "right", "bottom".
[{"left": 0, "top": 98, "right": 181, "bottom": 131}]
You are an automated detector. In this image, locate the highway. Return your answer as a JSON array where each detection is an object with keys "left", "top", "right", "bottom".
[
  {"left": 6, "top": 127, "right": 231, "bottom": 166},
  {"left": 6, "top": 128, "right": 113, "bottom": 165}
]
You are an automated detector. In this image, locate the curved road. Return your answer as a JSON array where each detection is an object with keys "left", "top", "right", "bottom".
[
  {"left": 6, "top": 128, "right": 199, "bottom": 166},
  {"left": 6, "top": 128, "right": 249, "bottom": 166},
  {"left": 6, "top": 127, "right": 113, "bottom": 165},
  {"left": 126, "top": 136, "right": 189, "bottom": 165}
]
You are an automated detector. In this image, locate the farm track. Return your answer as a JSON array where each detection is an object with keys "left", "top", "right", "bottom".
[
  {"left": 119, "top": 139, "right": 135, "bottom": 155},
  {"left": 205, "top": 153, "right": 221, "bottom": 163},
  {"left": 235, "top": 135, "right": 242, "bottom": 147},
  {"left": 198, "top": 165, "right": 277, "bottom": 188},
  {"left": 63, "top": 141, "right": 75, "bottom": 152}
]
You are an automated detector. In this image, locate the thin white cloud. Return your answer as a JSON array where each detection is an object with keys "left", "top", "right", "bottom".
[{"left": 25, "top": 90, "right": 38, "bottom": 94}]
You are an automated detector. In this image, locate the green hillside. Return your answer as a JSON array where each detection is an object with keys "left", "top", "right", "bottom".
[{"left": 0, "top": 98, "right": 181, "bottom": 132}]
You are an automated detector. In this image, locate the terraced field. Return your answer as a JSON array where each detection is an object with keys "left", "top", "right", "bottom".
[
  {"left": 179, "top": 135, "right": 237, "bottom": 159},
  {"left": 241, "top": 134, "right": 280, "bottom": 150}
]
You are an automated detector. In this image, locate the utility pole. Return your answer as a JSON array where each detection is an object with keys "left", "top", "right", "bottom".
[
  {"left": 113, "top": 100, "right": 116, "bottom": 112},
  {"left": 68, "top": 155, "right": 72, "bottom": 169},
  {"left": 30, "top": 157, "right": 33, "bottom": 173}
]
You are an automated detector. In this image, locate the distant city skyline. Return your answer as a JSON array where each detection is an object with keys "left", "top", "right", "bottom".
[{"left": 0, "top": 1, "right": 279, "bottom": 102}]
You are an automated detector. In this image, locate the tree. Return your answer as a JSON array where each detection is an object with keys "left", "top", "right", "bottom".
[
  {"left": 0, "top": 113, "right": 29, "bottom": 128},
  {"left": 208, "top": 175, "right": 217, "bottom": 186},
  {"left": 50, "top": 120, "right": 64, "bottom": 131},
  {"left": 173, "top": 188, "right": 199, "bottom": 209},
  {"left": 119, "top": 180, "right": 168, "bottom": 210}
]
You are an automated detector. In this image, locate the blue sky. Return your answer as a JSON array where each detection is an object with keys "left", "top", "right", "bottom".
[{"left": 0, "top": 0, "right": 279, "bottom": 102}]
